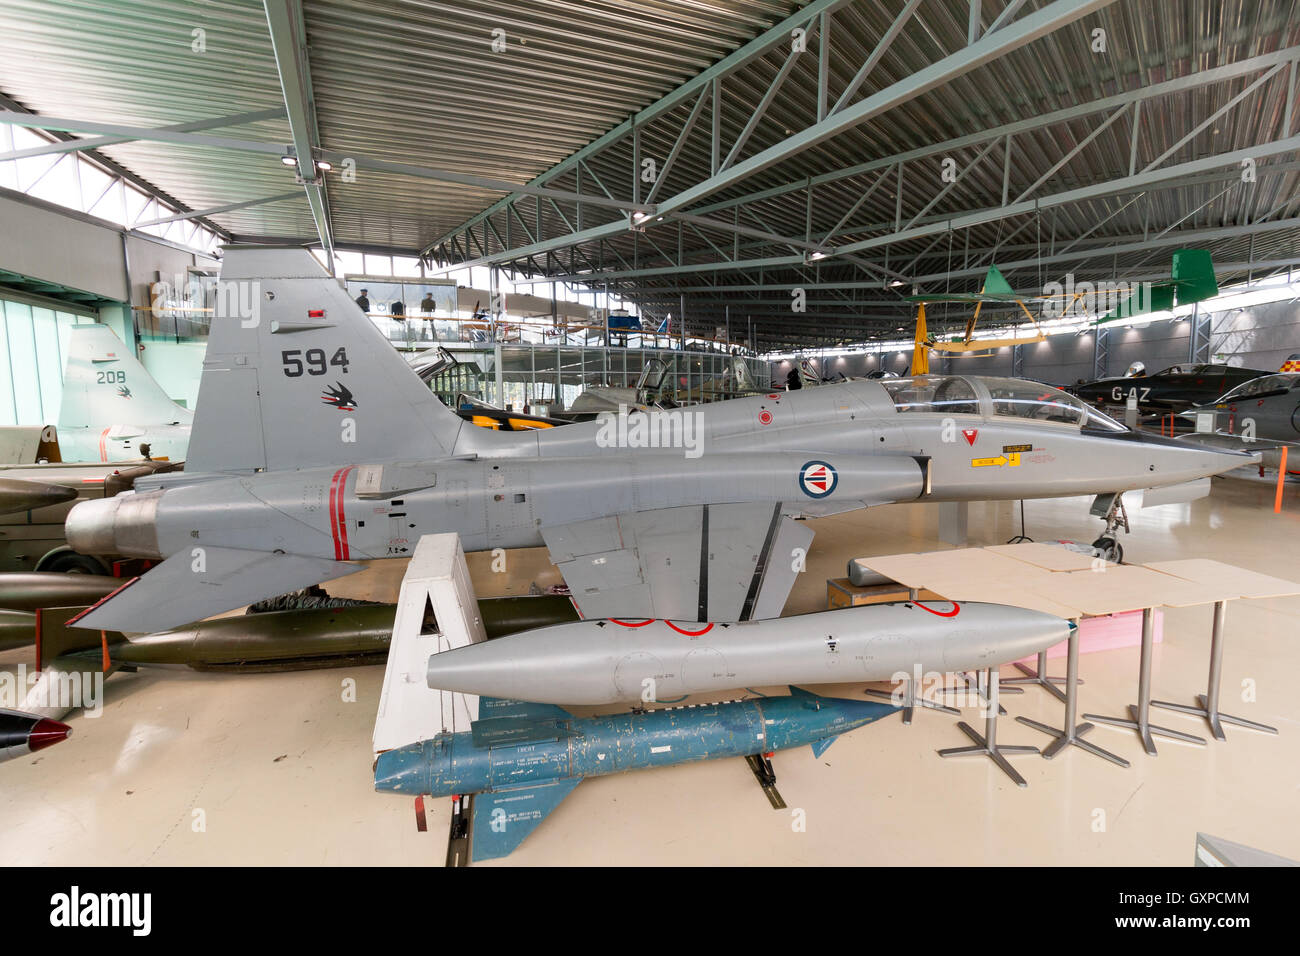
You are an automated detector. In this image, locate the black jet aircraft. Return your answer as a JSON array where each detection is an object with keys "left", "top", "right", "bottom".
[{"left": 1075, "top": 363, "right": 1273, "bottom": 414}]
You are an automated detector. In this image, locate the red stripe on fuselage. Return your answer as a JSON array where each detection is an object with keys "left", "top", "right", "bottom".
[
  {"left": 99, "top": 427, "right": 111, "bottom": 462},
  {"left": 336, "top": 466, "right": 354, "bottom": 559},
  {"left": 327, "top": 468, "right": 346, "bottom": 560}
]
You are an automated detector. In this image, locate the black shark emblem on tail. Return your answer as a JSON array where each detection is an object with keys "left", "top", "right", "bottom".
[{"left": 321, "top": 381, "right": 357, "bottom": 410}]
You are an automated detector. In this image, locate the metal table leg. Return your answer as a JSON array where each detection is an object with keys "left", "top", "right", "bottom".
[
  {"left": 1084, "top": 607, "right": 1206, "bottom": 755},
  {"left": 938, "top": 667, "right": 1039, "bottom": 787},
  {"left": 1151, "top": 600, "right": 1278, "bottom": 740},
  {"left": 865, "top": 673, "right": 960, "bottom": 724},
  {"left": 937, "top": 668, "right": 1017, "bottom": 715},
  {"left": 1017, "top": 624, "right": 1130, "bottom": 768},
  {"left": 1000, "top": 649, "right": 1073, "bottom": 704}
]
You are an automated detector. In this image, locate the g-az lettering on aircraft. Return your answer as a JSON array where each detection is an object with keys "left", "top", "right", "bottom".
[{"left": 64, "top": 247, "right": 1254, "bottom": 634}]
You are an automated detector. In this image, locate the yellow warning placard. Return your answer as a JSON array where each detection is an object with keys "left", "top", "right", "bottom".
[{"left": 971, "top": 453, "right": 1021, "bottom": 468}]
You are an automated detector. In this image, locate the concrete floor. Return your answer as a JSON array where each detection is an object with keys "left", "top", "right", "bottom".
[{"left": 2, "top": 476, "right": 1297, "bottom": 866}]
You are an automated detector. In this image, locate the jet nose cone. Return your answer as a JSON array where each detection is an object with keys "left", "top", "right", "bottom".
[
  {"left": 29, "top": 718, "right": 72, "bottom": 752},
  {"left": 1133, "top": 430, "right": 1259, "bottom": 475},
  {"left": 64, "top": 496, "right": 121, "bottom": 555}
]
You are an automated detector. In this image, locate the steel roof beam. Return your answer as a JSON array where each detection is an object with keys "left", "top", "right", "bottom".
[
  {"left": 421, "top": 0, "right": 856, "bottom": 256},
  {"left": 134, "top": 191, "right": 303, "bottom": 228},
  {"left": 652, "top": 0, "right": 1117, "bottom": 219},
  {"left": 263, "top": 0, "right": 334, "bottom": 268},
  {"left": 0, "top": 112, "right": 649, "bottom": 217},
  {"left": 690, "top": 46, "right": 1300, "bottom": 217},
  {"left": 0, "top": 108, "right": 287, "bottom": 162}
]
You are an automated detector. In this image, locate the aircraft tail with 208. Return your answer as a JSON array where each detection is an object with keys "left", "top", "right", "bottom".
[
  {"left": 56, "top": 324, "right": 192, "bottom": 463},
  {"left": 65, "top": 247, "right": 1255, "bottom": 634}
]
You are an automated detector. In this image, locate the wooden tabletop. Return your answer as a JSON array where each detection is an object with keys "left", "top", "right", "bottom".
[{"left": 851, "top": 544, "right": 1290, "bottom": 619}]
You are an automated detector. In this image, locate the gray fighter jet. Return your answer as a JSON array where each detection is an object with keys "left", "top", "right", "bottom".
[
  {"left": 64, "top": 247, "right": 1252, "bottom": 634},
  {"left": 1179, "top": 369, "right": 1300, "bottom": 450}
]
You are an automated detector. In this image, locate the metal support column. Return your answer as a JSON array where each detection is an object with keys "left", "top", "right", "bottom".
[
  {"left": 1151, "top": 600, "right": 1278, "bottom": 740},
  {"left": 938, "top": 666, "right": 1040, "bottom": 788},
  {"left": 1084, "top": 607, "right": 1207, "bottom": 755},
  {"left": 1190, "top": 302, "right": 1212, "bottom": 364},
  {"left": 1093, "top": 324, "right": 1109, "bottom": 381},
  {"left": 1016, "top": 623, "right": 1130, "bottom": 767}
]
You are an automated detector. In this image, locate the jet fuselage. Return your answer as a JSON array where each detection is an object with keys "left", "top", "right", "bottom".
[{"left": 68, "top": 375, "right": 1251, "bottom": 562}]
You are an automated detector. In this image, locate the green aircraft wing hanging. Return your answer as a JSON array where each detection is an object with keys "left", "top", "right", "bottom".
[{"left": 1099, "top": 249, "right": 1219, "bottom": 323}]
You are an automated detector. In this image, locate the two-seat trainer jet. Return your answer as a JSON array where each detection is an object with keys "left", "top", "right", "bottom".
[{"left": 65, "top": 247, "right": 1253, "bottom": 634}]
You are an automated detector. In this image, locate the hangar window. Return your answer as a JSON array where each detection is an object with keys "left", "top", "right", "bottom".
[{"left": 882, "top": 377, "right": 979, "bottom": 415}]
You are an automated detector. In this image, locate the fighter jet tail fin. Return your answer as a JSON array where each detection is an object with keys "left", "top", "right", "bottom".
[
  {"left": 470, "top": 777, "right": 583, "bottom": 861},
  {"left": 57, "top": 324, "right": 193, "bottom": 431},
  {"left": 1279, "top": 353, "right": 1300, "bottom": 372},
  {"left": 35, "top": 606, "right": 125, "bottom": 672},
  {"left": 186, "top": 247, "right": 468, "bottom": 475}
]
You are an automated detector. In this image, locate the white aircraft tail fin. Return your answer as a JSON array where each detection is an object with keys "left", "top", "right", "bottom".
[
  {"left": 57, "top": 325, "right": 192, "bottom": 431},
  {"left": 186, "top": 247, "right": 467, "bottom": 475}
]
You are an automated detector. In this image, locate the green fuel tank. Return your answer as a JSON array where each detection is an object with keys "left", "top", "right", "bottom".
[{"left": 71, "top": 595, "right": 579, "bottom": 672}]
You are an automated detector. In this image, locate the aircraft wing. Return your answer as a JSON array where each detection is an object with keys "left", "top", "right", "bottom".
[
  {"left": 70, "top": 547, "right": 364, "bottom": 633},
  {"left": 541, "top": 502, "right": 815, "bottom": 622}
]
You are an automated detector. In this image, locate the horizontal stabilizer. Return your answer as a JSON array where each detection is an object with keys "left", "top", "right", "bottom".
[
  {"left": 70, "top": 547, "right": 362, "bottom": 632},
  {"left": 471, "top": 777, "right": 582, "bottom": 862},
  {"left": 811, "top": 735, "right": 839, "bottom": 758}
]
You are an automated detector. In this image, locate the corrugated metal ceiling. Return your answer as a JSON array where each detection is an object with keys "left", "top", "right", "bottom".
[{"left": 0, "top": 0, "right": 1297, "bottom": 343}]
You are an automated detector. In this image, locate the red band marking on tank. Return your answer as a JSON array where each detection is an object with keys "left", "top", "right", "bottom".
[
  {"left": 99, "top": 427, "right": 112, "bottom": 462},
  {"left": 328, "top": 466, "right": 355, "bottom": 560},
  {"left": 665, "top": 621, "right": 714, "bottom": 636},
  {"left": 912, "top": 601, "right": 961, "bottom": 617},
  {"left": 610, "top": 618, "right": 655, "bottom": 627}
]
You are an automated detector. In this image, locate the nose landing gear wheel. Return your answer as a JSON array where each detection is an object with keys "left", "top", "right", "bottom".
[{"left": 1091, "top": 536, "right": 1123, "bottom": 563}]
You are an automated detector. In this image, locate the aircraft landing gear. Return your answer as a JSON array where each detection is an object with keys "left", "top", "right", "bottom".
[{"left": 1089, "top": 492, "right": 1129, "bottom": 563}]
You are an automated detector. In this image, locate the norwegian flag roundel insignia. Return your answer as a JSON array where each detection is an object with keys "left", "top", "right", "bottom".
[
  {"left": 799, "top": 460, "right": 838, "bottom": 498},
  {"left": 758, "top": 410, "right": 774, "bottom": 425},
  {"left": 962, "top": 428, "right": 979, "bottom": 446}
]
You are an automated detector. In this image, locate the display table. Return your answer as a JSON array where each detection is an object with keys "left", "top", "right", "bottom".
[
  {"left": 1143, "top": 559, "right": 1299, "bottom": 740},
  {"left": 850, "top": 543, "right": 1299, "bottom": 777}
]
